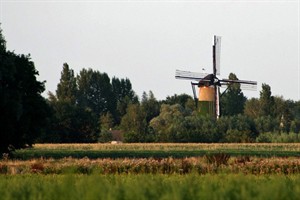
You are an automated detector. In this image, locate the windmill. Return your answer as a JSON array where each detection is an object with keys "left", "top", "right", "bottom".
[{"left": 175, "top": 36, "right": 257, "bottom": 119}]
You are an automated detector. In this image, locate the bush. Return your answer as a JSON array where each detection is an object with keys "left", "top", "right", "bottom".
[
  {"left": 256, "top": 132, "right": 273, "bottom": 143},
  {"left": 98, "top": 130, "right": 113, "bottom": 143},
  {"left": 271, "top": 132, "right": 300, "bottom": 143}
]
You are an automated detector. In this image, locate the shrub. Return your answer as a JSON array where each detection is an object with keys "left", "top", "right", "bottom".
[{"left": 256, "top": 132, "right": 273, "bottom": 143}]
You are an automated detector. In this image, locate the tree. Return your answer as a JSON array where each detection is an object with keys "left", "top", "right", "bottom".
[
  {"left": 112, "top": 77, "right": 136, "bottom": 103},
  {"left": 220, "top": 73, "right": 246, "bottom": 116},
  {"left": 0, "top": 26, "right": 6, "bottom": 53},
  {"left": 141, "top": 91, "right": 160, "bottom": 123},
  {"left": 121, "top": 103, "right": 148, "bottom": 142},
  {"left": 162, "top": 94, "right": 193, "bottom": 108},
  {"left": 254, "top": 116, "right": 277, "bottom": 133},
  {"left": 47, "top": 65, "right": 98, "bottom": 143},
  {"left": 149, "top": 104, "right": 218, "bottom": 142},
  {"left": 100, "top": 112, "right": 114, "bottom": 131},
  {"left": 150, "top": 104, "right": 192, "bottom": 142},
  {"left": 56, "top": 63, "right": 77, "bottom": 104},
  {"left": 0, "top": 27, "right": 49, "bottom": 153},
  {"left": 259, "top": 83, "right": 274, "bottom": 117},
  {"left": 77, "top": 68, "right": 116, "bottom": 117},
  {"left": 222, "top": 115, "right": 258, "bottom": 143},
  {"left": 112, "top": 77, "right": 138, "bottom": 123}
]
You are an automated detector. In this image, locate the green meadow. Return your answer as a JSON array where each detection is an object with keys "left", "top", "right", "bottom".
[
  {"left": 1, "top": 174, "right": 300, "bottom": 200},
  {"left": 2, "top": 143, "right": 300, "bottom": 200}
]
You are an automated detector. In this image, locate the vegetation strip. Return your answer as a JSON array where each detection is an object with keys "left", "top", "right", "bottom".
[
  {"left": 12, "top": 149, "right": 300, "bottom": 160},
  {"left": 0, "top": 174, "right": 300, "bottom": 200},
  {"left": 12, "top": 143, "right": 300, "bottom": 159},
  {"left": 2, "top": 156, "right": 300, "bottom": 175}
]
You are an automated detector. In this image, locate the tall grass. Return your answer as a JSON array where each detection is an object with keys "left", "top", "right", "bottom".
[
  {"left": 0, "top": 174, "right": 299, "bottom": 200},
  {"left": 32, "top": 143, "right": 300, "bottom": 151},
  {"left": 2, "top": 157, "right": 300, "bottom": 175}
]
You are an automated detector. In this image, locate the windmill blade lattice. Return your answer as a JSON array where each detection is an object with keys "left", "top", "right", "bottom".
[{"left": 175, "top": 69, "right": 208, "bottom": 81}]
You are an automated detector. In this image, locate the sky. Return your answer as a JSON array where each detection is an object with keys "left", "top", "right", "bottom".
[{"left": 0, "top": 0, "right": 299, "bottom": 101}]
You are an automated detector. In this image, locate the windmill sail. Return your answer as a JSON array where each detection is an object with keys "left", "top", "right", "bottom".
[
  {"left": 214, "top": 36, "right": 221, "bottom": 75},
  {"left": 175, "top": 69, "right": 208, "bottom": 81},
  {"left": 220, "top": 82, "right": 257, "bottom": 91},
  {"left": 240, "top": 84, "right": 257, "bottom": 91}
]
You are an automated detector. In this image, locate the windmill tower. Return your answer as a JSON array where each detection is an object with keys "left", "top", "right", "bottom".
[{"left": 175, "top": 36, "right": 257, "bottom": 119}]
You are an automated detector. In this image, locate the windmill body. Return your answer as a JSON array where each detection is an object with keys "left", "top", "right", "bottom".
[{"left": 175, "top": 36, "right": 257, "bottom": 119}]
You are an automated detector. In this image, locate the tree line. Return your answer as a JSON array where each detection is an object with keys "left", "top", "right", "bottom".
[
  {"left": 41, "top": 63, "right": 300, "bottom": 144},
  {"left": 1, "top": 26, "right": 300, "bottom": 153}
]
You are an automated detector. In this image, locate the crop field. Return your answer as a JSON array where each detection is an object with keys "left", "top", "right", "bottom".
[
  {"left": 1, "top": 143, "right": 300, "bottom": 200},
  {"left": 13, "top": 143, "right": 300, "bottom": 159}
]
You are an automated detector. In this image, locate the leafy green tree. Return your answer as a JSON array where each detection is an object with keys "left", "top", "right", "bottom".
[
  {"left": 254, "top": 116, "right": 277, "bottom": 133},
  {"left": 100, "top": 112, "right": 115, "bottom": 131},
  {"left": 121, "top": 103, "right": 148, "bottom": 142},
  {"left": 141, "top": 91, "right": 160, "bottom": 123},
  {"left": 47, "top": 65, "right": 98, "bottom": 143},
  {"left": 98, "top": 130, "right": 113, "bottom": 143},
  {"left": 259, "top": 83, "right": 274, "bottom": 117},
  {"left": 77, "top": 68, "right": 116, "bottom": 117},
  {"left": 98, "top": 112, "right": 114, "bottom": 143},
  {"left": 56, "top": 63, "right": 77, "bottom": 104},
  {"left": 162, "top": 94, "right": 193, "bottom": 108},
  {"left": 220, "top": 73, "right": 246, "bottom": 116},
  {"left": 150, "top": 104, "right": 219, "bottom": 142},
  {"left": 275, "top": 98, "right": 294, "bottom": 133},
  {"left": 290, "top": 119, "right": 300, "bottom": 133},
  {"left": 244, "top": 98, "right": 260, "bottom": 119},
  {"left": 112, "top": 77, "right": 138, "bottom": 123},
  {"left": 150, "top": 104, "right": 192, "bottom": 142},
  {"left": 222, "top": 115, "right": 258, "bottom": 143},
  {"left": 291, "top": 100, "right": 300, "bottom": 120},
  {"left": 112, "top": 77, "right": 136, "bottom": 103},
  {"left": 0, "top": 27, "right": 49, "bottom": 153}
]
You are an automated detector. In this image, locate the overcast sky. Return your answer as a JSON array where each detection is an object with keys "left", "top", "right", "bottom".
[{"left": 0, "top": 0, "right": 299, "bottom": 101}]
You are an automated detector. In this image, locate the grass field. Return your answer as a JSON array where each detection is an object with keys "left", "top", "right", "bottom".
[
  {"left": 13, "top": 143, "right": 300, "bottom": 159},
  {"left": 2, "top": 143, "right": 300, "bottom": 199},
  {"left": 1, "top": 174, "right": 300, "bottom": 200}
]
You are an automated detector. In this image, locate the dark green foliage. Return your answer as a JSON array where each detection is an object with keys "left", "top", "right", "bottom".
[
  {"left": 77, "top": 68, "right": 116, "bottom": 117},
  {"left": 162, "top": 94, "right": 193, "bottom": 108},
  {"left": 45, "top": 63, "right": 140, "bottom": 143},
  {"left": 121, "top": 104, "right": 150, "bottom": 142},
  {"left": 150, "top": 104, "right": 218, "bottom": 142},
  {"left": 150, "top": 104, "right": 190, "bottom": 142},
  {"left": 254, "top": 116, "right": 278, "bottom": 133},
  {"left": 256, "top": 132, "right": 273, "bottom": 143},
  {"left": 222, "top": 115, "right": 258, "bottom": 142},
  {"left": 290, "top": 119, "right": 300, "bottom": 133},
  {"left": 0, "top": 27, "right": 49, "bottom": 153},
  {"left": 259, "top": 83, "right": 274, "bottom": 116},
  {"left": 256, "top": 132, "right": 300, "bottom": 143},
  {"left": 112, "top": 77, "right": 137, "bottom": 105},
  {"left": 47, "top": 65, "right": 99, "bottom": 143},
  {"left": 98, "top": 130, "right": 113, "bottom": 143},
  {"left": 112, "top": 77, "right": 138, "bottom": 123},
  {"left": 56, "top": 63, "right": 77, "bottom": 104},
  {"left": 100, "top": 112, "right": 114, "bottom": 131},
  {"left": 47, "top": 99, "right": 98, "bottom": 143},
  {"left": 0, "top": 27, "right": 6, "bottom": 53},
  {"left": 220, "top": 73, "right": 246, "bottom": 116},
  {"left": 244, "top": 98, "right": 260, "bottom": 118},
  {"left": 141, "top": 91, "right": 160, "bottom": 123}
]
